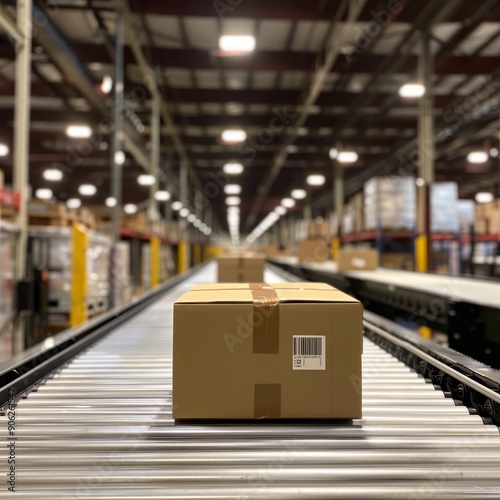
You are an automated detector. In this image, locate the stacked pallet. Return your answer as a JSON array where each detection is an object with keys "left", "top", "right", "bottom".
[{"left": 28, "top": 201, "right": 78, "bottom": 227}]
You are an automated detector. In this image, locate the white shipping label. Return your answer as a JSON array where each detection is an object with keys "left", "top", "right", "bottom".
[{"left": 293, "top": 336, "right": 326, "bottom": 370}]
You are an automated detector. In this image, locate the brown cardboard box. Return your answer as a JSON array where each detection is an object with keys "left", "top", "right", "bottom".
[
  {"left": 217, "top": 254, "right": 265, "bottom": 282},
  {"left": 173, "top": 282, "right": 363, "bottom": 419},
  {"left": 297, "top": 239, "right": 328, "bottom": 264},
  {"left": 337, "top": 248, "right": 378, "bottom": 271},
  {"left": 475, "top": 199, "right": 500, "bottom": 235},
  {"left": 380, "top": 252, "right": 414, "bottom": 271},
  {"left": 308, "top": 218, "right": 330, "bottom": 238}
]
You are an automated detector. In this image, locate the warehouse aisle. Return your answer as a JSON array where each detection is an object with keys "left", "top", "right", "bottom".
[{"left": 6, "top": 263, "right": 500, "bottom": 499}]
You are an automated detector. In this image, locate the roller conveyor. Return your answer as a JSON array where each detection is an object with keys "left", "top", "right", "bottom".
[{"left": 2, "top": 263, "right": 500, "bottom": 498}]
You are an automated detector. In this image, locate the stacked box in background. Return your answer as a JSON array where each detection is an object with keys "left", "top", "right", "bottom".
[
  {"left": 87, "top": 232, "right": 112, "bottom": 314},
  {"left": 343, "top": 193, "right": 364, "bottom": 234},
  {"left": 475, "top": 199, "right": 500, "bottom": 235},
  {"left": 364, "top": 176, "right": 416, "bottom": 231},
  {"left": 431, "top": 182, "right": 459, "bottom": 233},
  {"left": 308, "top": 218, "right": 329, "bottom": 238},
  {"left": 364, "top": 177, "right": 460, "bottom": 233},
  {"left": 297, "top": 239, "right": 328, "bottom": 264},
  {"left": 30, "top": 228, "right": 112, "bottom": 327},
  {"left": 173, "top": 283, "right": 363, "bottom": 419},
  {"left": 337, "top": 248, "right": 378, "bottom": 271},
  {"left": 458, "top": 200, "right": 475, "bottom": 233},
  {"left": 218, "top": 253, "right": 265, "bottom": 282}
]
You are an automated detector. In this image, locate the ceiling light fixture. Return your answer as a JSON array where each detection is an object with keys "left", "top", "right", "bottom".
[
  {"left": 105, "top": 197, "right": 117, "bottom": 208},
  {"left": 221, "top": 129, "right": 247, "bottom": 144},
  {"left": 35, "top": 188, "right": 53, "bottom": 200},
  {"left": 291, "top": 189, "right": 307, "bottom": 200},
  {"left": 78, "top": 184, "right": 97, "bottom": 196},
  {"left": 399, "top": 83, "right": 426, "bottom": 98},
  {"left": 224, "top": 184, "right": 242, "bottom": 195},
  {"left": 219, "top": 35, "right": 256, "bottom": 53},
  {"left": 66, "top": 198, "right": 81, "bottom": 209},
  {"left": 475, "top": 192, "right": 494, "bottom": 204},
  {"left": 467, "top": 151, "right": 489, "bottom": 164},
  {"left": 155, "top": 190, "right": 171, "bottom": 202},
  {"left": 124, "top": 204, "right": 138, "bottom": 214},
  {"left": 43, "top": 168, "right": 63, "bottom": 181},
  {"left": 223, "top": 162, "right": 244, "bottom": 175},
  {"left": 138, "top": 174, "right": 155, "bottom": 186},
  {"left": 337, "top": 151, "right": 359, "bottom": 164},
  {"left": 306, "top": 174, "right": 326, "bottom": 186},
  {"left": 66, "top": 125, "right": 92, "bottom": 139}
]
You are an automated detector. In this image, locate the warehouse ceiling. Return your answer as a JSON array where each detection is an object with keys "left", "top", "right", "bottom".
[{"left": 1, "top": 0, "right": 500, "bottom": 234}]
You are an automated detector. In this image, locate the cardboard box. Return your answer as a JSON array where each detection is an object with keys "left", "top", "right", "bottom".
[
  {"left": 308, "top": 218, "right": 329, "bottom": 238},
  {"left": 337, "top": 248, "right": 378, "bottom": 271},
  {"left": 297, "top": 239, "right": 328, "bottom": 264},
  {"left": 173, "top": 282, "right": 363, "bottom": 419},
  {"left": 217, "top": 254, "right": 265, "bottom": 282},
  {"left": 381, "top": 252, "right": 414, "bottom": 271}
]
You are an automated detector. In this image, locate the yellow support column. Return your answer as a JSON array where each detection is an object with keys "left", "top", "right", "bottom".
[
  {"left": 151, "top": 236, "right": 160, "bottom": 288},
  {"left": 178, "top": 241, "right": 189, "bottom": 274},
  {"left": 331, "top": 237, "right": 341, "bottom": 261},
  {"left": 70, "top": 223, "right": 88, "bottom": 327},
  {"left": 415, "top": 234, "right": 428, "bottom": 272},
  {"left": 419, "top": 326, "right": 432, "bottom": 339},
  {"left": 193, "top": 243, "right": 202, "bottom": 266}
]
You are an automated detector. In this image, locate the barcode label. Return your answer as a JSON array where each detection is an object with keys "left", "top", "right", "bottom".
[{"left": 292, "top": 336, "right": 326, "bottom": 370}]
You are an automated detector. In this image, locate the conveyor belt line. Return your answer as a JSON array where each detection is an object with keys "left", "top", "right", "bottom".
[{"left": 0, "top": 262, "right": 499, "bottom": 498}]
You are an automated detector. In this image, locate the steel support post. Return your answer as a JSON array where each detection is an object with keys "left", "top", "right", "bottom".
[{"left": 13, "top": 0, "right": 32, "bottom": 354}]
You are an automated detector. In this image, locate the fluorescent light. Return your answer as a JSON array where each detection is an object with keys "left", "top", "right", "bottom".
[
  {"left": 329, "top": 148, "right": 338, "bottom": 160},
  {"left": 490, "top": 148, "right": 499, "bottom": 158},
  {"left": 286, "top": 145, "right": 299, "bottom": 154},
  {"left": 467, "top": 151, "right": 488, "bottom": 164},
  {"left": 307, "top": 174, "right": 326, "bottom": 186},
  {"left": 221, "top": 129, "right": 247, "bottom": 144},
  {"left": 275, "top": 206, "right": 287, "bottom": 216},
  {"left": 399, "top": 83, "right": 425, "bottom": 98},
  {"left": 171, "top": 201, "right": 183, "bottom": 211},
  {"left": 187, "top": 214, "right": 196, "bottom": 223},
  {"left": 124, "top": 204, "right": 137, "bottom": 214},
  {"left": 155, "top": 190, "right": 171, "bottom": 202},
  {"left": 66, "top": 198, "right": 81, "bottom": 209},
  {"left": 43, "top": 168, "right": 63, "bottom": 181},
  {"left": 281, "top": 198, "right": 296, "bottom": 208},
  {"left": 138, "top": 174, "right": 155, "bottom": 186},
  {"left": 0, "top": 143, "right": 9, "bottom": 156},
  {"left": 194, "top": 220, "right": 201, "bottom": 228},
  {"left": 66, "top": 125, "right": 92, "bottom": 138},
  {"left": 203, "top": 227, "right": 213, "bottom": 235},
  {"left": 338, "top": 151, "right": 358, "bottom": 164},
  {"left": 475, "top": 192, "right": 494, "bottom": 204},
  {"left": 227, "top": 206, "right": 240, "bottom": 214},
  {"left": 101, "top": 75, "right": 113, "bottom": 94},
  {"left": 78, "top": 184, "right": 97, "bottom": 196},
  {"left": 114, "top": 151, "right": 126, "bottom": 165},
  {"left": 226, "top": 196, "right": 241, "bottom": 206},
  {"left": 219, "top": 35, "right": 256, "bottom": 53},
  {"left": 179, "top": 208, "right": 190, "bottom": 218},
  {"left": 105, "top": 197, "right": 117, "bottom": 208},
  {"left": 291, "top": 189, "right": 307, "bottom": 200},
  {"left": 416, "top": 177, "right": 425, "bottom": 187},
  {"left": 224, "top": 184, "right": 241, "bottom": 195},
  {"left": 35, "top": 188, "right": 53, "bottom": 200},
  {"left": 223, "top": 162, "right": 244, "bottom": 175}
]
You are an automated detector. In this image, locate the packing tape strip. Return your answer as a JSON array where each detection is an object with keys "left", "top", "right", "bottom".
[
  {"left": 254, "top": 383, "right": 281, "bottom": 419},
  {"left": 249, "top": 283, "right": 280, "bottom": 355}
]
